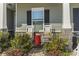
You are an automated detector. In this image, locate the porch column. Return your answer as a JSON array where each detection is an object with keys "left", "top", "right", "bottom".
[
  {"left": 62, "top": 3, "right": 72, "bottom": 51},
  {"left": 15, "top": 3, "right": 17, "bottom": 30},
  {"left": 62, "top": 3, "right": 71, "bottom": 28},
  {"left": 0, "top": 3, "right": 7, "bottom": 32}
]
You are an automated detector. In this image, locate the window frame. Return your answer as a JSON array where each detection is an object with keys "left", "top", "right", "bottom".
[{"left": 31, "top": 7, "right": 44, "bottom": 32}]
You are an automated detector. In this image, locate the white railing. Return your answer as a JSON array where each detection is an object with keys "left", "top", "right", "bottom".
[
  {"left": 44, "top": 25, "right": 51, "bottom": 32},
  {"left": 15, "top": 23, "right": 62, "bottom": 33},
  {"left": 16, "top": 24, "right": 34, "bottom": 33},
  {"left": 15, "top": 24, "right": 27, "bottom": 32},
  {"left": 27, "top": 25, "right": 34, "bottom": 32},
  {"left": 50, "top": 23, "right": 62, "bottom": 32}
]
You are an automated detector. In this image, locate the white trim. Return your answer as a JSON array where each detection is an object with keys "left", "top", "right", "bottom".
[
  {"left": 0, "top": 3, "right": 3, "bottom": 29},
  {"left": 32, "top": 7, "right": 44, "bottom": 11},
  {"left": 32, "top": 20, "right": 43, "bottom": 21},
  {"left": 43, "top": 7, "right": 44, "bottom": 32},
  {"left": 62, "top": 3, "right": 71, "bottom": 29},
  {"left": 71, "top": 23, "right": 74, "bottom": 32},
  {"left": 15, "top": 3, "right": 17, "bottom": 31},
  {"left": 0, "top": 3, "right": 7, "bottom": 30},
  {"left": 70, "top": 7, "right": 75, "bottom": 32},
  {"left": 4, "top": 3, "right": 7, "bottom": 29},
  {"left": 72, "top": 30, "right": 79, "bottom": 33}
]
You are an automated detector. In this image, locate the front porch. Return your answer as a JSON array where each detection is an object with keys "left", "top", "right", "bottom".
[{"left": 15, "top": 3, "right": 62, "bottom": 33}]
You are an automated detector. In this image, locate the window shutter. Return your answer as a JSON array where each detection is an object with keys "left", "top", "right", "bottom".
[
  {"left": 44, "top": 9, "right": 49, "bottom": 25},
  {"left": 27, "top": 10, "right": 31, "bottom": 25}
]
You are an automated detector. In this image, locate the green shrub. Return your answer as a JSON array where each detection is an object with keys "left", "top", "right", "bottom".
[
  {"left": 10, "top": 33, "right": 32, "bottom": 53},
  {"left": 0, "top": 32, "right": 10, "bottom": 52},
  {"left": 44, "top": 33, "right": 70, "bottom": 56}
]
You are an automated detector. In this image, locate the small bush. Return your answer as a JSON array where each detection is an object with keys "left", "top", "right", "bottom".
[
  {"left": 0, "top": 32, "right": 10, "bottom": 52},
  {"left": 10, "top": 33, "right": 32, "bottom": 53},
  {"left": 44, "top": 33, "right": 70, "bottom": 56}
]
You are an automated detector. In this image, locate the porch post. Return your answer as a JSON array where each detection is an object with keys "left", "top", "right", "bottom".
[
  {"left": 62, "top": 3, "right": 73, "bottom": 51},
  {"left": 15, "top": 3, "right": 17, "bottom": 31},
  {"left": 0, "top": 3, "right": 7, "bottom": 32},
  {"left": 62, "top": 3, "right": 71, "bottom": 28}
]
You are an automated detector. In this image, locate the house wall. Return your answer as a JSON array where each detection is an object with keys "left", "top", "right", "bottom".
[{"left": 17, "top": 3, "right": 62, "bottom": 27}]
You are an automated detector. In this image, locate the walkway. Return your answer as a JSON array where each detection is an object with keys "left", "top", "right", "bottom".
[
  {"left": 71, "top": 44, "right": 79, "bottom": 56},
  {"left": 28, "top": 47, "right": 45, "bottom": 56}
]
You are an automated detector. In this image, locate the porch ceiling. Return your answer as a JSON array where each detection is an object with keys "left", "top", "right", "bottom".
[{"left": 17, "top": 3, "right": 62, "bottom": 9}]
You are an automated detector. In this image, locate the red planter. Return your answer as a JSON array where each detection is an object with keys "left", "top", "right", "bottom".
[{"left": 34, "top": 33, "right": 41, "bottom": 46}]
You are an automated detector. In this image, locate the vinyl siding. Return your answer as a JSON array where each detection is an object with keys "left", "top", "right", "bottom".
[{"left": 17, "top": 3, "right": 62, "bottom": 27}]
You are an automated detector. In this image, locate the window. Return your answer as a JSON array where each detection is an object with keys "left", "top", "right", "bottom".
[
  {"left": 32, "top": 10, "right": 44, "bottom": 21},
  {"left": 27, "top": 8, "right": 49, "bottom": 32},
  {"left": 32, "top": 8, "right": 44, "bottom": 32},
  {"left": 32, "top": 8, "right": 44, "bottom": 21},
  {"left": 27, "top": 9, "right": 49, "bottom": 26}
]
